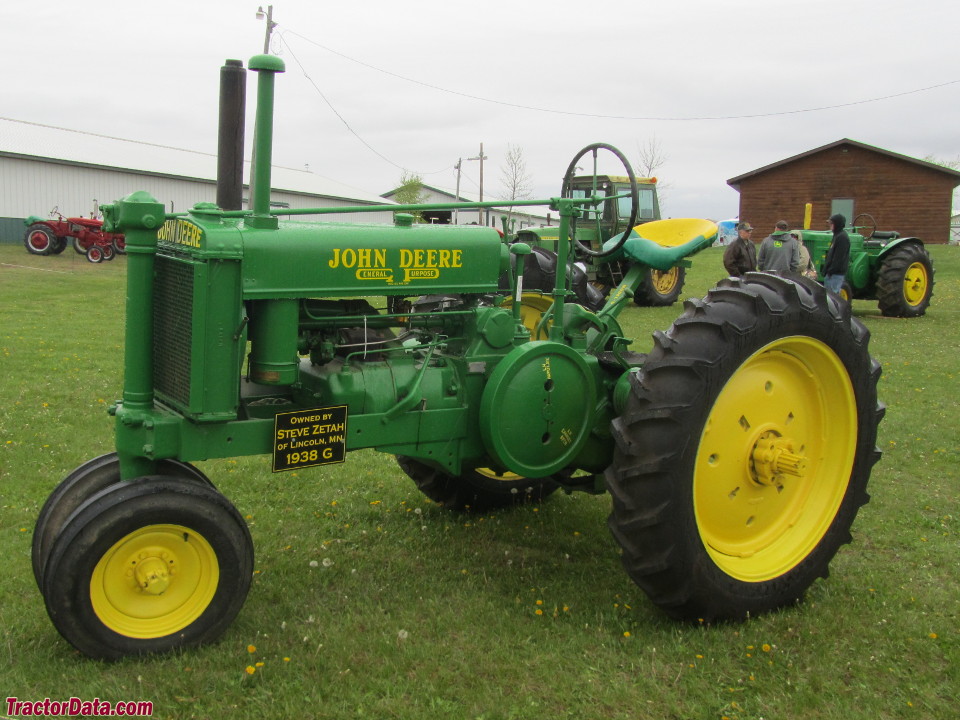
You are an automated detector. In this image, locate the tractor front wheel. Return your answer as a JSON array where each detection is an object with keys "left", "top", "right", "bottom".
[
  {"left": 606, "top": 273, "right": 883, "bottom": 621},
  {"left": 41, "top": 476, "right": 252, "bottom": 660},
  {"left": 396, "top": 456, "right": 561, "bottom": 512},
  {"left": 876, "top": 243, "right": 934, "bottom": 317},
  {"left": 633, "top": 266, "right": 686, "bottom": 306},
  {"left": 24, "top": 224, "right": 56, "bottom": 255},
  {"left": 86, "top": 246, "right": 104, "bottom": 263},
  {"left": 32, "top": 453, "right": 213, "bottom": 588}
]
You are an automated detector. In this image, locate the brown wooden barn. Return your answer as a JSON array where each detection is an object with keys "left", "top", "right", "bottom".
[{"left": 727, "top": 139, "right": 960, "bottom": 244}]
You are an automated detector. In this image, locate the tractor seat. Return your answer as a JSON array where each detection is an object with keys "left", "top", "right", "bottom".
[{"left": 870, "top": 230, "right": 899, "bottom": 240}]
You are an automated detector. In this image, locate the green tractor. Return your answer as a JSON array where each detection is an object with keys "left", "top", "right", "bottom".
[
  {"left": 34, "top": 56, "right": 884, "bottom": 660},
  {"left": 797, "top": 212, "right": 935, "bottom": 317},
  {"left": 515, "top": 169, "right": 693, "bottom": 307}
]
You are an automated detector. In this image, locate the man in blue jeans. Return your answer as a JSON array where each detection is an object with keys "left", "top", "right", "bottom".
[{"left": 823, "top": 214, "right": 850, "bottom": 295}]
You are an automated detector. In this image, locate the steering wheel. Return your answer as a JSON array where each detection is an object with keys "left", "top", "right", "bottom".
[
  {"left": 560, "top": 143, "right": 638, "bottom": 258},
  {"left": 852, "top": 213, "right": 877, "bottom": 239}
]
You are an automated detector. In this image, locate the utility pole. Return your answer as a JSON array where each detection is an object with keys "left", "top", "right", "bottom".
[
  {"left": 467, "top": 143, "right": 488, "bottom": 225},
  {"left": 256, "top": 5, "right": 278, "bottom": 54},
  {"left": 454, "top": 158, "right": 462, "bottom": 225}
]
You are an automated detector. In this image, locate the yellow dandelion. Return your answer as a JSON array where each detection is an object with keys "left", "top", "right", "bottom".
[
  {"left": 536, "top": 600, "right": 544, "bottom": 606},
  {"left": 928, "top": 633, "right": 938, "bottom": 639},
  {"left": 623, "top": 631, "right": 631, "bottom": 638},
  {"left": 762, "top": 643, "right": 772, "bottom": 652},
  {"left": 245, "top": 666, "right": 256, "bottom": 675},
  {"left": 535, "top": 609, "right": 543, "bottom": 616},
  {"left": 255, "top": 662, "right": 265, "bottom": 668},
  {"left": 247, "top": 644, "right": 257, "bottom": 653},
  {"left": 283, "top": 657, "right": 291, "bottom": 662}
]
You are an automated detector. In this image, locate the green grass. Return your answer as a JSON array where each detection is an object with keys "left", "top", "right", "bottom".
[{"left": 1, "top": 244, "right": 957, "bottom": 720}]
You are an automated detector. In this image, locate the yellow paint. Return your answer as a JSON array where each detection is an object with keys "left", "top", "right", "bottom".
[{"left": 634, "top": 218, "right": 718, "bottom": 247}]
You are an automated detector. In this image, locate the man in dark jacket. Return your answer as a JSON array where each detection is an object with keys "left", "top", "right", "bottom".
[
  {"left": 823, "top": 214, "right": 850, "bottom": 294},
  {"left": 723, "top": 221, "right": 758, "bottom": 276}
]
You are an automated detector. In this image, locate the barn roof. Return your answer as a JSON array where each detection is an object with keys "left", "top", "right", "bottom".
[
  {"left": 727, "top": 138, "right": 960, "bottom": 190},
  {"left": 0, "top": 116, "right": 388, "bottom": 205}
]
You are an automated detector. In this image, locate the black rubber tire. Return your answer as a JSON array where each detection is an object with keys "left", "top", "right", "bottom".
[
  {"left": 41, "top": 476, "right": 253, "bottom": 660},
  {"left": 32, "top": 453, "right": 213, "bottom": 589},
  {"left": 396, "top": 456, "right": 561, "bottom": 512},
  {"left": 50, "top": 237, "right": 69, "bottom": 255},
  {"left": 633, "top": 266, "right": 686, "bottom": 306},
  {"left": 606, "top": 273, "right": 883, "bottom": 621},
  {"left": 113, "top": 238, "right": 126, "bottom": 255},
  {"left": 86, "top": 246, "right": 104, "bottom": 263},
  {"left": 24, "top": 224, "right": 56, "bottom": 255},
  {"left": 876, "top": 242, "right": 934, "bottom": 318},
  {"left": 73, "top": 236, "right": 89, "bottom": 254},
  {"left": 102, "top": 244, "right": 115, "bottom": 261}
]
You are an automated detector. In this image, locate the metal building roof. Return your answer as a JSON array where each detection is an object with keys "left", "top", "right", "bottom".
[{"left": 0, "top": 116, "right": 389, "bottom": 205}]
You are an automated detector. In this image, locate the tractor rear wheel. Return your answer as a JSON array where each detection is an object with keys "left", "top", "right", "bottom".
[
  {"left": 24, "top": 224, "right": 56, "bottom": 255},
  {"left": 41, "top": 476, "right": 252, "bottom": 660},
  {"left": 876, "top": 243, "right": 934, "bottom": 317},
  {"left": 633, "top": 266, "right": 686, "bottom": 306},
  {"left": 606, "top": 273, "right": 883, "bottom": 621},
  {"left": 32, "top": 453, "right": 213, "bottom": 588},
  {"left": 50, "top": 237, "right": 68, "bottom": 255},
  {"left": 396, "top": 456, "right": 561, "bottom": 512}
]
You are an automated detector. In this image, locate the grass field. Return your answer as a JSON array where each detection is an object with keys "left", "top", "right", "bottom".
[{"left": 1, "top": 243, "right": 957, "bottom": 720}]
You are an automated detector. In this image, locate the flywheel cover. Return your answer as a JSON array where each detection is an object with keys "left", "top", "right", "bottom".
[{"left": 480, "top": 341, "right": 596, "bottom": 477}]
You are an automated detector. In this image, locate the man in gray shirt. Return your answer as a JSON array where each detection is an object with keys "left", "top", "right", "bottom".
[{"left": 758, "top": 220, "right": 801, "bottom": 274}]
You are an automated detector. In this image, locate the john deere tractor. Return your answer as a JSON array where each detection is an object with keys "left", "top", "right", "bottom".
[
  {"left": 797, "top": 211, "right": 935, "bottom": 317},
  {"left": 34, "top": 56, "right": 884, "bottom": 660},
  {"left": 515, "top": 169, "right": 694, "bottom": 306}
]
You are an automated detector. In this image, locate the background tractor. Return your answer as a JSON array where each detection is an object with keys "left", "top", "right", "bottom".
[
  {"left": 24, "top": 206, "right": 125, "bottom": 263},
  {"left": 515, "top": 172, "right": 693, "bottom": 307},
  {"left": 34, "top": 56, "right": 884, "bottom": 660},
  {"left": 796, "top": 210, "right": 934, "bottom": 317}
]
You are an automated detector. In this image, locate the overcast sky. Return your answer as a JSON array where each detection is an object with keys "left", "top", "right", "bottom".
[{"left": 3, "top": 0, "right": 957, "bottom": 221}]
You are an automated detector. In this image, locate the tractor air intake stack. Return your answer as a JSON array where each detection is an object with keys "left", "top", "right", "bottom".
[
  {"left": 216, "top": 59, "right": 246, "bottom": 211},
  {"left": 247, "top": 54, "right": 285, "bottom": 226}
]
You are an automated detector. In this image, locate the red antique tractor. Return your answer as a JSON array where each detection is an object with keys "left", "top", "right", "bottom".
[{"left": 23, "top": 206, "right": 125, "bottom": 263}]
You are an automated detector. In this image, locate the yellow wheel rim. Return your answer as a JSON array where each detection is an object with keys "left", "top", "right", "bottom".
[
  {"left": 651, "top": 267, "right": 681, "bottom": 295},
  {"left": 903, "top": 262, "right": 929, "bottom": 306},
  {"left": 693, "top": 337, "right": 857, "bottom": 582},
  {"left": 500, "top": 293, "right": 554, "bottom": 340},
  {"left": 474, "top": 467, "right": 523, "bottom": 482},
  {"left": 90, "top": 524, "right": 219, "bottom": 638}
]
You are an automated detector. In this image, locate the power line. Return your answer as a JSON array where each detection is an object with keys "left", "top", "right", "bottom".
[
  {"left": 283, "top": 29, "right": 958, "bottom": 122},
  {"left": 279, "top": 33, "right": 454, "bottom": 177}
]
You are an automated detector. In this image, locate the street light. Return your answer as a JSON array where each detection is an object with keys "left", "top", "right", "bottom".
[{"left": 256, "top": 5, "right": 278, "bottom": 54}]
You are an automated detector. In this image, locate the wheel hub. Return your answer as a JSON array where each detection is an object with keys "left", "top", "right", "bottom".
[
  {"left": 750, "top": 431, "right": 806, "bottom": 486},
  {"left": 127, "top": 547, "right": 176, "bottom": 595}
]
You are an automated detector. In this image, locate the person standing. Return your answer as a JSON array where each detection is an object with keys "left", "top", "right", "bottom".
[
  {"left": 757, "top": 220, "right": 801, "bottom": 274},
  {"left": 823, "top": 214, "right": 850, "bottom": 294},
  {"left": 796, "top": 232, "right": 818, "bottom": 279},
  {"left": 723, "top": 221, "right": 758, "bottom": 276}
]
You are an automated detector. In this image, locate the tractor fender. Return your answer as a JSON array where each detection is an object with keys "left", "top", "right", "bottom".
[
  {"left": 876, "top": 236, "right": 923, "bottom": 256},
  {"left": 24, "top": 216, "right": 47, "bottom": 227}
]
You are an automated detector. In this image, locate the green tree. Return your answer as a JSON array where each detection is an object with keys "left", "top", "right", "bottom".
[{"left": 393, "top": 171, "right": 428, "bottom": 221}]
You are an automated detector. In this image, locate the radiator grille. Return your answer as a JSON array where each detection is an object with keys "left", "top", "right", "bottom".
[{"left": 154, "top": 255, "right": 194, "bottom": 406}]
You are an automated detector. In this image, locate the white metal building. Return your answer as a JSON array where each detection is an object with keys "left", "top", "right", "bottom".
[
  {"left": 380, "top": 183, "right": 555, "bottom": 231},
  {"left": 0, "top": 117, "right": 395, "bottom": 243}
]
